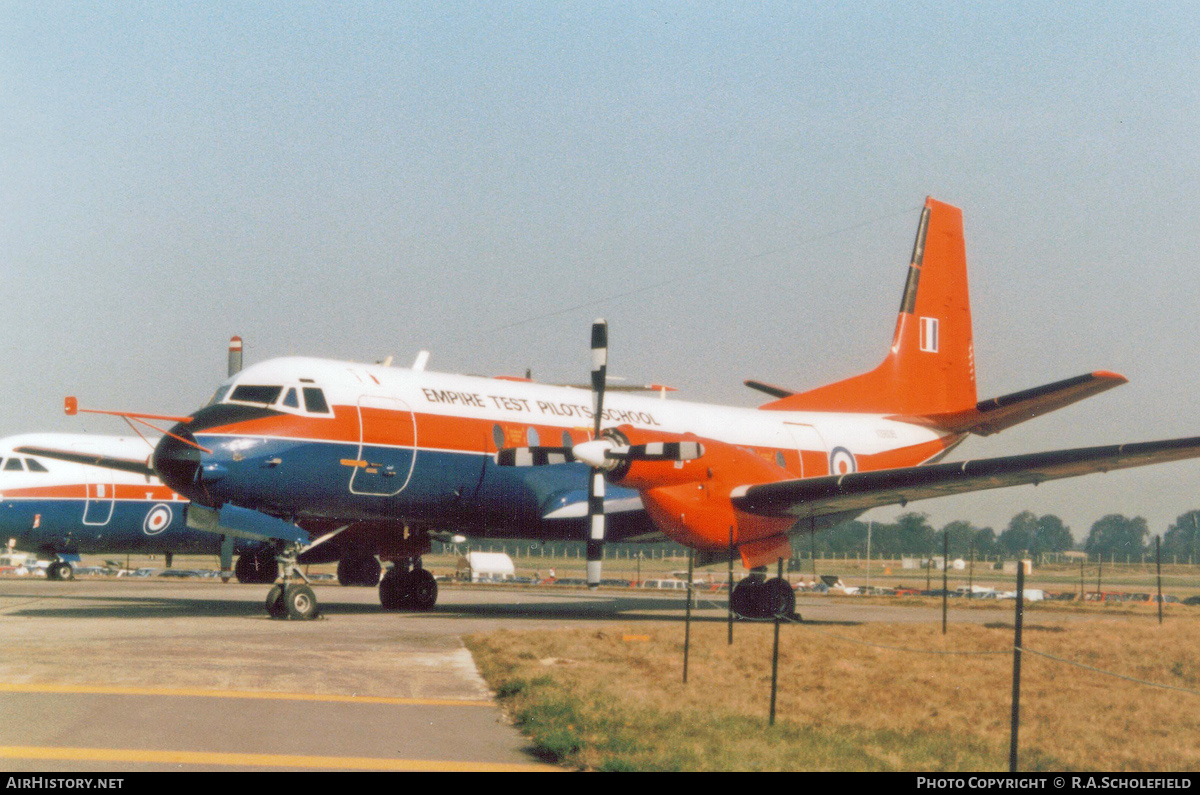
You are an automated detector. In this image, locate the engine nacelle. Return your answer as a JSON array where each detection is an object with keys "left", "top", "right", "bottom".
[{"left": 608, "top": 425, "right": 798, "bottom": 556}]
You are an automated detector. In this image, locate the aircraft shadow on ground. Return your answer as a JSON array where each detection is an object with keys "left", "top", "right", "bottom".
[{"left": 0, "top": 586, "right": 861, "bottom": 626}]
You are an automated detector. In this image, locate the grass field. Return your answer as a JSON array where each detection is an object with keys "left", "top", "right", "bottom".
[
  {"left": 13, "top": 549, "right": 1200, "bottom": 770},
  {"left": 465, "top": 613, "right": 1200, "bottom": 771}
]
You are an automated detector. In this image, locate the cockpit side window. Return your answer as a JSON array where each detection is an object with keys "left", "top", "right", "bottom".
[
  {"left": 25, "top": 458, "right": 48, "bottom": 473},
  {"left": 229, "top": 385, "right": 283, "bottom": 405},
  {"left": 302, "top": 387, "right": 331, "bottom": 414},
  {"left": 4, "top": 458, "right": 24, "bottom": 471},
  {"left": 282, "top": 387, "right": 300, "bottom": 408},
  {"left": 207, "top": 385, "right": 232, "bottom": 407}
]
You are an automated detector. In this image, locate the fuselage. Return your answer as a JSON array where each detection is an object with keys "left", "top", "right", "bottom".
[
  {"left": 0, "top": 433, "right": 228, "bottom": 557},
  {"left": 153, "top": 357, "right": 963, "bottom": 550}
]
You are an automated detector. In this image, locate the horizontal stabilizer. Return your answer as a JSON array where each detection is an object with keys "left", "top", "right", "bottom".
[
  {"left": 744, "top": 380, "right": 795, "bottom": 399},
  {"left": 14, "top": 446, "right": 155, "bottom": 477},
  {"left": 731, "top": 434, "right": 1200, "bottom": 519},
  {"left": 909, "top": 371, "right": 1127, "bottom": 436}
]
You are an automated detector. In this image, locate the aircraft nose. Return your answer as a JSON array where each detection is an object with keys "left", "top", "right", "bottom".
[{"left": 152, "top": 429, "right": 204, "bottom": 503}]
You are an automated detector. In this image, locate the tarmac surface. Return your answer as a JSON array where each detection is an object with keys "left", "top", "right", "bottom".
[{"left": 0, "top": 577, "right": 1023, "bottom": 772}]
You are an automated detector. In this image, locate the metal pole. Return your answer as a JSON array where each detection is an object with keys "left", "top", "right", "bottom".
[
  {"left": 968, "top": 544, "right": 974, "bottom": 601},
  {"left": 1156, "top": 536, "right": 1164, "bottom": 626},
  {"left": 683, "top": 547, "right": 693, "bottom": 684},
  {"left": 769, "top": 557, "right": 782, "bottom": 726},
  {"left": 1009, "top": 562, "right": 1025, "bottom": 773},
  {"left": 866, "top": 521, "right": 873, "bottom": 592},
  {"left": 1097, "top": 556, "right": 1102, "bottom": 596},
  {"left": 727, "top": 527, "right": 734, "bottom": 646},
  {"left": 942, "top": 530, "right": 949, "bottom": 635}
]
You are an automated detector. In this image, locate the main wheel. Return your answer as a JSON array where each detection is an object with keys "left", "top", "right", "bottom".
[
  {"left": 48, "top": 561, "right": 74, "bottom": 581},
  {"left": 379, "top": 567, "right": 413, "bottom": 610},
  {"left": 762, "top": 577, "right": 796, "bottom": 619},
  {"left": 408, "top": 568, "right": 438, "bottom": 612},
  {"left": 730, "top": 578, "right": 763, "bottom": 618}
]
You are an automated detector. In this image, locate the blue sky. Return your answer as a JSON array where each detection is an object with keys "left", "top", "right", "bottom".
[{"left": 5, "top": 2, "right": 1200, "bottom": 543}]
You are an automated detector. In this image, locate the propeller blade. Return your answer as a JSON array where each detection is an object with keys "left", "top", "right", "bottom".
[
  {"left": 587, "top": 319, "right": 609, "bottom": 589},
  {"left": 586, "top": 468, "right": 605, "bottom": 589},
  {"left": 591, "top": 319, "right": 607, "bottom": 439},
  {"left": 494, "top": 447, "right": 575, "bottom": 467},
  {"left": 606, "top": 441, "right": 705, "bottom": 462}
]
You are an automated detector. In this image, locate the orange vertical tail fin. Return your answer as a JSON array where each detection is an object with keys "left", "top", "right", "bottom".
[{"left": 762, "top": 197, "right": 976, "bottom": 416}]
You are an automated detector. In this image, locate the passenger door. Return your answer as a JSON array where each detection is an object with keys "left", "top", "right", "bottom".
[{"left": 349, "top": 395, "right": 417, "bottom": 496}]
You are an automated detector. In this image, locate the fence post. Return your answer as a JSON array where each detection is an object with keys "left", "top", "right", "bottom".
[{"left": 1009, "top": 563, "right": 1025, "bottom": 773}]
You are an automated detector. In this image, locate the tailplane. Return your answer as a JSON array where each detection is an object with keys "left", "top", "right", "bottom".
[{"left": 761, "top": 197, "right": 976, "bottom": 416}]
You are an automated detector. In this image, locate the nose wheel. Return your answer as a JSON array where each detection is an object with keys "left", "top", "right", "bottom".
[{"left": 266, "top": 583, "right": 320, "bottom": 620}]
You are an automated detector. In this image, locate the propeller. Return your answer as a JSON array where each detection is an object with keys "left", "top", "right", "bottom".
[
  {"left": 494, "top": 319, "right": 703, "bottom": 589},
  {"left": 585, "top": 319, "right": 608, "bottom": 589}
]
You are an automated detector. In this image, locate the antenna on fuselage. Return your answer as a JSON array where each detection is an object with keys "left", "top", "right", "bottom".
[{"left": 412, "top": 351, "right": 430, "bottom": 371}]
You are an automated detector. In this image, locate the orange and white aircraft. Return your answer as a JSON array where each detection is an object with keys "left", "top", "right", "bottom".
[{"left": 24, "top": 197, "right": 1200, "bottom": 619}]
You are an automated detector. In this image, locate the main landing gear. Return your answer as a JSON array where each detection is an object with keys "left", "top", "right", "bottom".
[
  {"left": 379, "top": 559, "right": 437, "bottom": 611},
  {"left": 730, "top": 569, "right": 797, "bottom": 620}
]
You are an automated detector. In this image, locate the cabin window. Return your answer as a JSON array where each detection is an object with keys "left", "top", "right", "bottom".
[
  {"left": 302, "top": 387, "right": 331, "bottom": 414},
  {"left": 527, "top": 427, "right": 540, "bottom": 446},
  {"left": 492, "top": 424, "right": 504, "bottom": 450},
  {"left": 561, "top": 431, "right": 573, "bottom": 447},
  {"left": 25, "top": 459, "right": 48, "bottom": 473},
  {"left": 230, "top": 385, "right": 283, "bottom": 405}
]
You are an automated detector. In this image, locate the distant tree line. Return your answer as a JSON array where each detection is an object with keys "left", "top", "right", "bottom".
[
  {"left": 440, "top": 509, "right": 1200, "bottom": 563},
  {"left": 807, "top": 509, "right": 1200, "bottom": 561}
]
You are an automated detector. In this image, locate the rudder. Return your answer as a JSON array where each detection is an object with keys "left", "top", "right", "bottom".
[{"left": 762, "top": 197, "right": 976, "bottom": 416}]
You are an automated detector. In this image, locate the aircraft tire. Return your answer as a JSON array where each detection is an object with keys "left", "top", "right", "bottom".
[
  {"left": 763, "top": 577, "right": 796, "bottom": 619},
  {"left": 265, "top": 584, "right": 287, "bottom": 618},
  {"left": 283, "top": 584, "right": 319, "bottom": 620},
  {"left": 48, "top": 561, "right": 74, "bottom": 581},
  {"left": 379, "top": 568, "right": 413, "bottom": 611},
  {"left": 408, "top": 568, "right": 438, "bottom": 612},
  {"left": 730, "top": 578, "right": 762, "bottom": 618}
]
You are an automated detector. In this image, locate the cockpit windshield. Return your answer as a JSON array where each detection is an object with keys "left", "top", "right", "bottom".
[
  {"left": 216, "top": 381, "right": 333, "bottom": 415},
  {"left": 229, "top": 385, "right": 283, "bottom": 405}
]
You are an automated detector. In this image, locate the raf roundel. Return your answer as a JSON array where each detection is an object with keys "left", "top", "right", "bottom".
[
  {"left": 829, "top": 447, "right": 857, "bottom": 476},
  {"left": 143, "top": 504, "right": 173, "bottom": 536}
]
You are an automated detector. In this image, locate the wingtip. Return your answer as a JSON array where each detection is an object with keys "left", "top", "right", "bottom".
[{"left": 1093, "top": 370, "right": 1128, "bottom": 384}]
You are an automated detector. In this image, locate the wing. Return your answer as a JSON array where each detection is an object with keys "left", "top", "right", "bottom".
[
  {"left": 730, "top": 435, "right": 1200, "bottom": 519},
  {"left": 14, "top": 446, "right": 155, "bottom": 477}
]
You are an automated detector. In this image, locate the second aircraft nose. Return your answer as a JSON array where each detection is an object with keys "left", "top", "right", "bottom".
[{"left": 152, "top": 428, "right": 204, "bottom": 503}]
